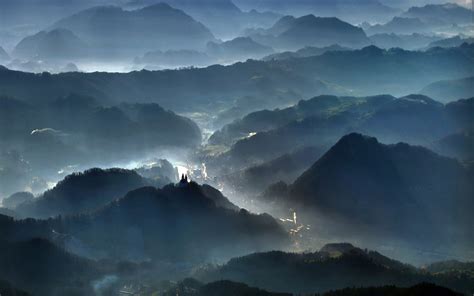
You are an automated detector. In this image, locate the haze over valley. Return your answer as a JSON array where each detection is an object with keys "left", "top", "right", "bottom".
[{"left": 0, "top": 0, "right": 473, "bottom": 295}]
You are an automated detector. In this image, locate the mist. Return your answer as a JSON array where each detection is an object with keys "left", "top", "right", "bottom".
[{"left": 0, "top": 0, "right": 473, "bottom": 295}]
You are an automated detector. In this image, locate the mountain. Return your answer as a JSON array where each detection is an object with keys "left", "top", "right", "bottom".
[
  {"left": 13, "top": 29, "right": 88, "bottom": 60},
  {"left": 269, "top": 43, "right": 474, "bottom": 95},
  {"left": 262, "top": 133, "right": 473, "bottom": 247},
  {"left": 420, "top": 76, "right": 474, "bottom": 102},
  {"left": 1, "top": 181, "right": 289, "bottom": 262},
  {"left": 262, "top": 44, "right": 349, "bottom": 61},
  {"left": 0, "top": 94, "right": 201, "bottom": 172},
  {"left": 15, "top": 168, "right": 154, "bottom": 218},
  {"left": 364, "top": 17, "right": 432, "bottom": 35},
  {"left": 234, "top": 0, "right": 398, "bottom": 24},
  {"left": 369, "top": 33, "right": 441, "bottom": 50},
  {"left": 197, "top": 243, "right": 473, "bottom": 294},
  {"left": 207, "top": 95, "right": 470, "bottom": 172},
  {"left": 209, "top": 95, "right": 351, "bottom": 146},
  {"left": 428, "top": 36, "right": 474, "bottom": 49},
  {"left": 50, "top": 4, "right": 216, "bottom": 57},
  {"left": 128, "top": 0, "right": 281, "bottom": 39},
  {"left": 403, "top": 3, "right": 473, "bottom": 25},
  {"left": 206, "top": 37, "right": 274, "bottom": 63},
  {"left": 247, "top": 15, "right": 371, "bottom": 50},
  {"left": 1, "top": 44, "right": 473, "bottom": 114},
  {"left": 219, "top": 146, "right": 325, "bottom": 195}
]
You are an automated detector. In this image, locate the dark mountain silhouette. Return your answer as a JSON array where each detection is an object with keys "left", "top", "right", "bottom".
[
  {"left": 206, "top": 37, "right": 274, "bottom": 62},
  {"left": 369, "top": 33, "right": 440, "bottom": 50},
  {"left": 1, "top": 181, "right": 289, "bottom": 262},
  {"left": 262, "top": 44, "right": 349, "bottom": 61},
  {"left": 1, "top": 44, "right": 473, "bottom": 111},
  {"left": 260, "top": 133, "right": 473, "bottom": 245},
  {"left": 403, "top": 3, "right": 473, "bottom": 25},
  {"left": 13, "top": 29, "right": 88, "bottom": 60},
  {"left": 421, "top": 76, "right": 474, "bottom": 102},
  {"left": 197, "top": 243, "right": 473, "bottom": 294},
  {"left": 15, "top": 168, "right": 154, "bottom": 218},
  {"left": 0, "top": 59, "right": 324, "bottom": 113},
  {"left": 248, "top": 15, "right": 370, "bottom": 50},
  {"left": 267, "top": 43, "right": 474, "bottom": 98},
  {"left": 50, "top": 3, "right": 216, "bottom": 57}
]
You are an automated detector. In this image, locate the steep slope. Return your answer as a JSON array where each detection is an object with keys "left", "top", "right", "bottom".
[{"left": 265, "top": 133, "right": 474, "bottom": 242}]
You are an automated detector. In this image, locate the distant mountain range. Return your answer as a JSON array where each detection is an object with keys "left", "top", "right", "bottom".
[
  {"left": 247, "top": 15, "right": 371, "bottom": 50},
  {"left": 364, "top": 3, "right": 473, "bottom": 35},
  {"left": 48, "top": 3, "right": 216, "bottom": 57},
  {"left": 1, "top": 44, "right": 473, "bottom": 113},
  {"left": 234, "top": 0, "right": 398, "bottom": 23},
  {"left": 127, "top": 0, "right": 281, "bottom": 38}
]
